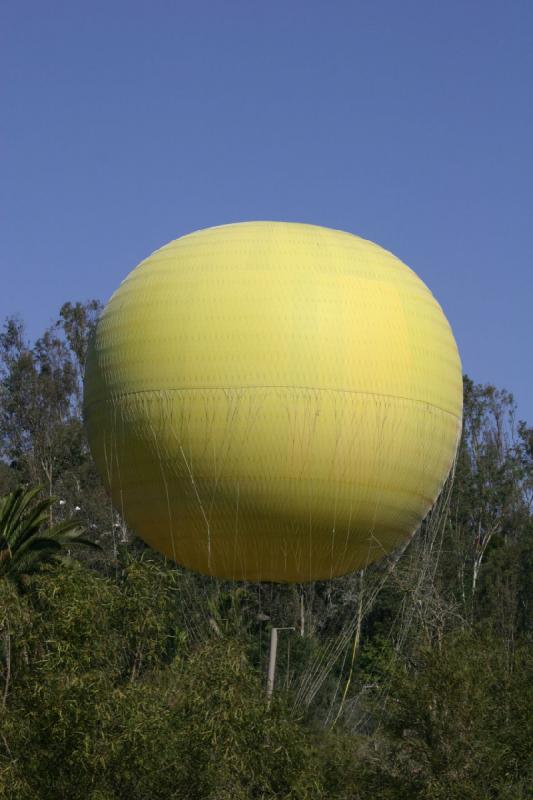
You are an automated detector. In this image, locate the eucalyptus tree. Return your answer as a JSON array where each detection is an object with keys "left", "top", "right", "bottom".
[{"left": 0, "top": 301, "right": 113, "bottom": 555}]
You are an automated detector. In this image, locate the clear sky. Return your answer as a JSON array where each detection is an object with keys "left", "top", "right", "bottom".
[{"left": 1, "top": 1, "right": 532, "bottom": 421}]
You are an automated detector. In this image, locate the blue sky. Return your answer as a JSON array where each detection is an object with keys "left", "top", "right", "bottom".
[{"left": 1, "top": 1, "right": 532, "bottom": 421}]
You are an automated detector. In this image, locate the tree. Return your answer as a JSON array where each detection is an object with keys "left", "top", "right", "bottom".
[
  {"left": 0, "top": 486, "right": 99, "bottom": 583},
  {"left": 0, "top": 302, "right": 116, "bottom": 563},
  {"left": 360, "top": 630, "right": 533, "bottom": 800},
  {"left": 0, "top": 560, "right": 329, "bottom": 800}
]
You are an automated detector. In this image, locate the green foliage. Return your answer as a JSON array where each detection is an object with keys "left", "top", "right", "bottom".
[
  {"left": 0, "top": 303, "right": 110, "bottom": 558},
  {"left": 0, "top": 562, "right": 330, "bottom": 799},
  {"left": 0, "top": 301, "right": 532, "bottom": 798},
  {"left": 0, "top": 485, "right": 99, "bottom": 583},
  {"left": 361, "top": 631, "right": 533, "bottom": 800}
]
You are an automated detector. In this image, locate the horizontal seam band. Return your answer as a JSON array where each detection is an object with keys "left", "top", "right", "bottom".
[{"left": 85, "top": 385, "right": 462, "bottom": 421}]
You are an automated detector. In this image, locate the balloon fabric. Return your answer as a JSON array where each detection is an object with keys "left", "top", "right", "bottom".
[{"left": 84, "top": 222, "right": 462, "bottom": 582}]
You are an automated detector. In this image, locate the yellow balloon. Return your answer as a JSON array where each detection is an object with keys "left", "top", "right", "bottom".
[{"left": 84, "top": 222, "right": 462, "bottom": 582}]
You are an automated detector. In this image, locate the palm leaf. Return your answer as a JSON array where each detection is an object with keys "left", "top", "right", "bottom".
[{"left": 0, "top": 486, "right": 101, "bottom": 583}]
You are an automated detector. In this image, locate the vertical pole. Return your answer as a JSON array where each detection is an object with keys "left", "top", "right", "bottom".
[
  {"left": 266, "top": 627, "right": 278, "bottom": 704},
  {"left": 266, "top": 627, "right": 294, "bottom": 705}
]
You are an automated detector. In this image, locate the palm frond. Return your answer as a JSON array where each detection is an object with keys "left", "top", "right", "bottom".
[{"left": 0, "top": 486, "right": 101, "bottom": 583}]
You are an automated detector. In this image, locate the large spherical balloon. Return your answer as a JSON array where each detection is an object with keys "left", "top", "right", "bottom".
[{"left": 84, "top": 222, "right": 462, "bottom": 582}]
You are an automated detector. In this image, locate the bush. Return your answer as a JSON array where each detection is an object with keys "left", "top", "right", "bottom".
[
  {"left": 360, "top": 630, "right": 533, "bottom": 800},
  {"left": 0, "top": 562, "right": 328, "bottom": 799}
]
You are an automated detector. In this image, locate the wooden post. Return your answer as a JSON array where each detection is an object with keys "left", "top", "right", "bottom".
[
  {"left": 266, "top": 627, "right": 278, "bottom": 704},
  {"left": 266, "top": 626, "right": 294, "bottom": 705}
]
